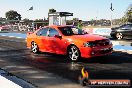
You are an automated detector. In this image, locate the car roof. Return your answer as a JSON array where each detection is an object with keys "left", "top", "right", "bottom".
[
  {"left": 119, "top": 23, "right": 132, "bottom": 27},
  {"left": 44, "top": 25, "right": 73, "bottom": 28}
]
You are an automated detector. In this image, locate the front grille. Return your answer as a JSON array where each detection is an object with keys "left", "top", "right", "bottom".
[{"left": 95, "top": 39, "right": 110, "bottom": 46}]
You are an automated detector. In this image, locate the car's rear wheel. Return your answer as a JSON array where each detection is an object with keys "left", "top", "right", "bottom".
[
  {"left": 67, "top": 45, "right": 80, "bottom": 62},
  {"left": 116, "top": 33, "right": 123, "bottom": 40},
  {"left": 31, "top": 42, "right": 39, "bottom": 53}
]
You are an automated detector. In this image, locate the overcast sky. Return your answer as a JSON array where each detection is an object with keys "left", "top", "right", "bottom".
[{"left": 0, "top": 0, "right": 131, "bottom": 20}]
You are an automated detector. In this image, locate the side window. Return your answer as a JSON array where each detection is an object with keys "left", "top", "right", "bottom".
[
  {"left": 129, "top": 24, "right": 132, "bottom": 29},
  {"left": 36, "top": 28, "right": 48, "bottom": 36},
  {"left": 59, "top": 27, "right": 73, "bottom": 36},
  {"left": 123, "top": 24, "right": 131, "bottom": 29},
  {"left": 48, "top": 28, "right": 59, "bottom": 37}
]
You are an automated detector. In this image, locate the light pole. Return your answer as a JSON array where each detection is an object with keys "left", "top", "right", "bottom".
[{"left": 110, "top": 3, "right": 114, "bottom": 28}]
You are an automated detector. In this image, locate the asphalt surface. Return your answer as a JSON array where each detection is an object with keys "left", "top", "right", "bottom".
[{"left": 0, "top": 36, "right": 132, "bottom": 88}]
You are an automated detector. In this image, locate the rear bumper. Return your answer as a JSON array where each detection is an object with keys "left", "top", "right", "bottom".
[{"left": 80, "top": 45, "right": 113, "bottom": 58}]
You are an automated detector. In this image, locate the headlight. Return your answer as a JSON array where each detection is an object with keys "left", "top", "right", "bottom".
[{"left": 83, "top": 42, "right": 96, "bottom": 47}]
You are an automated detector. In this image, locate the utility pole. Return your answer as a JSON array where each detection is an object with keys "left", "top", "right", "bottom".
[
  {"left": 96, "top": 10, "right": 98, "bottom": 26},
  {"left": 110, "top": 3, "right": 114, "bottom": 28}
]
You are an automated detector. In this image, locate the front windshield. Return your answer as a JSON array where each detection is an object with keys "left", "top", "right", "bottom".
[{"left": 58, "top": 26, "right": 87, "bottom": 36}]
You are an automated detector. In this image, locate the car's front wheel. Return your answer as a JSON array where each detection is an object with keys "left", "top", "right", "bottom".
[
  {"left": 31, "top": 42, "right": 39, "bottom": 53},
  {"left": 116, "top": 33, "right": 123, "bottom": 40},
  {"left": 67, "top": 45, "right": 80, "bottom": 62}
]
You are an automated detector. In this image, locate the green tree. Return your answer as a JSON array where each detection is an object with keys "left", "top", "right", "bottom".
[
  {"left": 122, "top": 4, "right": 132, "bottom": 23},
  {"left": 5, "top": 10, "right": 21, "bottom": 21},
  {"left": 34, "top": 19, "right": 48, "bottom": 28},
  {"left": 23, "top": 18, "right": 30, "bottom": 23},
  {"left": 126, "top": 8, "right": 132, "bottom": 22},
  {"left": 72, "top": 18, "right": 79, "bottom": 26},
  {"left": 112, "top": 19, "right": 122, "bottom": 25},
  {"left": 66, "top": 20, "right": 73, "bottom": 25},
  {"left": 22, "top": 18, "right": 33, "bottom": 25},
  {"left": 73, "top": 18, "right": 79, "bottom": 21}
]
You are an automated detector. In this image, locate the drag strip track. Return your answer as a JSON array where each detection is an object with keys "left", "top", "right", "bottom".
[
  {"left": 0, "top": 37, "right": 26, "bottom": 50},
  {"left": 0, "top": 37, "right": 132, "bottom": 88}
]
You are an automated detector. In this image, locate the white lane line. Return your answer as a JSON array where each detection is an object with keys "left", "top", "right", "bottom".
[
  {"left": 1, "top": 35, "right": 6, "bottom": 36},
  {"left": 1, "top": 35, "right": 23, "bottom": 39},
  {"left": 0, "top": 35, "right": 23, "bottom": 39},
  {"left": 9, "top": 36, "right": 15, "bottom": 38},
  {"left": 0, "top": 75, "right": 22, "bottom": 88},
  {"left": 16, "top": 37, "right": 22, "bottom": 38}
]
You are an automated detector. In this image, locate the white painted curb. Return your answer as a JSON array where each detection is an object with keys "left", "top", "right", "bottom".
[{"left": 0, "top": 75, "right": 22, "bottom": 88}]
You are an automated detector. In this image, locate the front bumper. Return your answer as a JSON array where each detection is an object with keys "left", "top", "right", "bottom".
[{"left": 80, "top": 45, "right": 113, "bottom": 58}]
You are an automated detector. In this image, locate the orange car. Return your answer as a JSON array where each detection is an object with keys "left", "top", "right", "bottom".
[{"left": 26, "top": 25, "right": 113, "bottom": 61}]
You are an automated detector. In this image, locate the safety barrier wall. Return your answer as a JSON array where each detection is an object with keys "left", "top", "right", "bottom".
[{"left": 84, "top": 28, "right": 111, "bottom": 36}]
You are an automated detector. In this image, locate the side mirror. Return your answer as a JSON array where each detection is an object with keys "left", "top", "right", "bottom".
[{"left": 54, "top": 35, "right": 62, "bottom": 39}]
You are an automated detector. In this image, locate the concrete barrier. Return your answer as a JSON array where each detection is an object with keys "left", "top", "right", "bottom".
[{"left": 84, "top": 28, "right": 111, "bottom": 37}]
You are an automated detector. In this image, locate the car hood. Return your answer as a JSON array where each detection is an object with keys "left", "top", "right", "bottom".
[
  {"left": 111, "top": 27, "right": 119, "bottom": 30},
  {"left": 65, "top": 34, "right": 107, "bottom": 42}
]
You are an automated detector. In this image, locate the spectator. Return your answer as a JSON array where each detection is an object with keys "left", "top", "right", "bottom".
[{"left": 77, "top": 20, "right": 83, "bottom": 29}]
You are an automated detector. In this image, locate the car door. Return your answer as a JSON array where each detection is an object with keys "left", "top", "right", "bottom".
[
  {"left": 48, "top": 28, "right": 66, "bottom": 54},
  {"left": 35, "top": 28, "right": 49, "bottom": 52},
  {"left": 129, "top": 24, "right": 132, "bottom": 38},
  {"left": 120, "top": 24, "right": 132, "bottom": 38}
]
